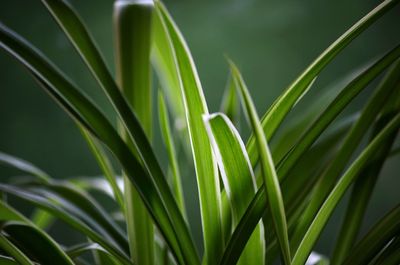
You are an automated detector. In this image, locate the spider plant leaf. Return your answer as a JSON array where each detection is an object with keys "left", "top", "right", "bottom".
[
  {"left": 114, "top": 2, "right": 155, "bottom": 264},
  {"left": 37, "top": 2, "right": 196, "bottom": 263},
  {"left": 0, "top": 184, "right": 133, "bottom": 265},
  {"left": 291, "top": 59, "right": 400, "bottom": 253},
  {"left": 2, "top": 222, "right": 75, "bottom": 265},
  {"left": 342, "top": 205, "right": 400, "bottom": 265},
  {"left": 0, "top": 201, "right": 72, "bottom": 265},
  {"left": 32, "top": 182, "right": 129, "bottom": 254},
  {"left": 155, "top": 2, "right": 223, "bottom": 263},
  {"left": 332, "top": 79, "right": 400, "bottom": 265},
  {"left": 264, "top": 115, "right": 358, "bottom": 260},
  {"left": 0, "top": 255, "right": 19, "bottom": 265},
  {"left": 0, "top": 235, "right": 34, "bottom": 265},
  {"left": 229, "top": 61, "right": 291, "bottom": 265},
  {"left": 246, "top": 0, "right": 400, "bottom": 166},
  {"left": 0, "top": 152, "right": 54, "bottom": 229},
  {"left": 158, "top": 91, "right": 186, "bottom": 218},
  {"left": 30, "top": 210, "right": 54, "bottom": 230},
  {"left": 0, "top": 152, "right": 49, "bottom": 182},
  {"left": 291, "top": 112, "right": 400, "bottom": 265},
  {"left": 79, "top": 128, "right": 124, "bottom": 212},
  {"left": 278, "top": 44, "right": 400, "bottom": 182},
  {"left": 204, "top": 113, "right": 265, "bottom": 265},
  {"left": 0, "top": 24, "right": 194, "bottom": 265},
  {"left": 66, "top": 242, "right": 120, "bottom": 265},
  {"left": 222, "top": 47, "right": 399, "bottom": 264},
  {"left": 151, "top": 2, "right": 185, "bottom": 131},
  {"left": 220, "top": 44, "right": 400, "bottom": 263},
  {"left": 369, "top": 236, "right": 400, "bottom": 265},
  {"left": 220, "top": 73, "right": 240, "bottom": 127},
  {"left": 66, "top": 243, "right": 105, "bottom": 259}
]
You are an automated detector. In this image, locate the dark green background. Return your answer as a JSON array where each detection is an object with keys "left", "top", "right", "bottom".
[{"left": 1, "top": 0, "right": 399, "bottom": 259}]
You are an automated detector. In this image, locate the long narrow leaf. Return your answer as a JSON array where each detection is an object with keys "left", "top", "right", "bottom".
[
  {"left": 0, "top": 24, "right": 186, "bottom": 265},
  {"left": 155, "top": 2, "right": 223, "bottom": 263},
  {"left": 2, "top": 222, "right": 75, "bottom": 265},
  {"left": 158, "top": 92, "right": 186, "bottom": 217},
  {"left": 246, "top": 0, "right": 400, "bottom": 166},
  {"left": 204, "top": 113, "right": 264, "bottom": 265},
  {"left": 79, "top": 128, "right": 124, "bottom": 212},
  {"left": 290, "top": 58, "right": 400, "bottom": 253},
  {"left": 230, "top": 61, "right": 291, "bottom": 265},
  {"left": 342, "top": 205, "right": 400, "bottom": 265},
  {"left": 0, "top": 235, "right": 34, "bottom": 265},
  {"left": 0, "top": 152, "right": 49, "bottom": 182},
  {"left": 332, "top": 75, "right": 400, "bottom": 264},
  {"left": 0, "top": 184, "right": 133, "bottom": 265},
  {"left": 221, "top": 44, "right": 400, "bottom": 264},
  {"left": 114, "top": 1, "right": 155, "bottom": 264},
  {"left": 38, "top": 2, "right": 197, "bottom": 263},
  {"left": 291, "top": 113, "right": 400, "bottom": 265}
]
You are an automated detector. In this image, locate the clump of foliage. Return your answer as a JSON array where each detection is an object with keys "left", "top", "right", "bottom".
[{"left": 0, "top": 0, "right": 399, "bottom": 264}]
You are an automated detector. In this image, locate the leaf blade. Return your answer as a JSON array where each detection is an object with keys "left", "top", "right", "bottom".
[{"left": 229, "top": 61, "right": 291, "bottom": 265}]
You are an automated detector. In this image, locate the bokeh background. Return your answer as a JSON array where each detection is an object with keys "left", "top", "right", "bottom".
[{"left": 1, "top": 0, "right": 399, "bottom": 260}]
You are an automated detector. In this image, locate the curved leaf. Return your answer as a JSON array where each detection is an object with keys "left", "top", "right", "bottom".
[
  {"left": 0, "top": 235, "right": 34, "bottom": 265},
  {"left": 291, "top": 113, "right": 400, "bottom": 265},
  {"left": 2, "top": 222, "right": 75, "bottom": 265},
  {"left": 38, "top": 1, "right": 197, "bottom": 263},
  {"left": 291, "top": 58, "right": 400, "bottom": 253},
  {"left": 155, "top": 2, "right": 222, "bottom": 263},
  {"left": 204, "top": 113, "right": 264, "bottom": 265},
  {"left": 230, "top": 61, "right": 291, "bottom": 265},
  {"left": 79, "top": 128, "right": 124, "bottom": 212},
  {"left": 0, "top": 23, "right": 190, "bottom": 265},
  {"left": 246, "top": 0, "right": 400, "bottom": 166},
  {"left": 0, "top": 184, "right": 132, "bottom": 265},
  {"left": 158, "top": 92, "right": 186, "bottom": 218},
  {"left": 332, "top": 75, "right": 400, "bottom": 264},
  {"left": 342, "top": 205, "right": 400, "bottom": 265},
  {"left": 0, "top": 152, "right": 49, "bottom": 182},
  {"left": 221, "top": 43, "right": 400, "bottom": 264}
]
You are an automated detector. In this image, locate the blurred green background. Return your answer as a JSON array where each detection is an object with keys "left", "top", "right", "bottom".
[{"left": 1, "top": 0, "right": 399, "bottom": 259}]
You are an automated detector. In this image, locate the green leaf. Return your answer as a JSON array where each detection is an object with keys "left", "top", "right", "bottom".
[
  {"left": 220, "top": 73, "right": 240, "bottom": 127},
  {"left": 291, "top": 113, "right": 400, "bottom": 265},
  {"left": 0, "top": 152, "right": 49, "bottom": 182},
  {"left": 66, "top": 242, "right": 120, "bottom": 264},
  {"left": 290, "top": 58, "right": 400, "bottom": 254},
  {"left": 0, "top": 23, "right": 194, "bottom": 265},
  {"left": 0, "top": 235, "right": 34, "bottom": 265},
  {"left": 332, "top": 63, "right": 400, "bottom": 265},
  {"left": 370, "top": 236, "right": 400, "bottom": 265},
  {"left": 2, "top": 222, "right": 75, "bottom": 265},
  {"left": 0, "top": 184, "right": 133, "bottom": 265},
  {"left": 246, "top": 0, "right": 400, "bottom": 166},
  {"left": 277, "top": 44, "right": 400, "bottom": 183},
  {"left": 114, "top": 2, "right": 155, "bottom": 264},
  {"left": 79, "top": 128, "right": 124, "bottom": 212},
  {"left": 32, "top": 182, "right": 129, "bottom": 254},
  {"left": 229, "top": 61, "right": 291, "bottom": 265},
  {"left": 155, "top": 2, "right": 223, "bottom": 263},
  {"left": 37, "top": 1, "right": 196, "bottom": 263},
  {"left": 0, "top": 201, "right": 72, "bottom": 265},
  {"left": 158, "top": 91, "right": 186, "bottom": 218},
  {"left": 342, "top": 205, "right": 400, "bottom": 265},
  {"left": 204, "top": 113, "right": 265, "bottom": 265},
  {"left": 221, "top": 43, "right": 400, "bottom": 264},
  {"left": 151, "top": 1, "right": 185, "bottom": 132},
  {"left": 30, "top": 209, "right": 54, "bottom": 230},
  {"left": 0, "top": 255, "right": 19, "bottom": 265}
]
